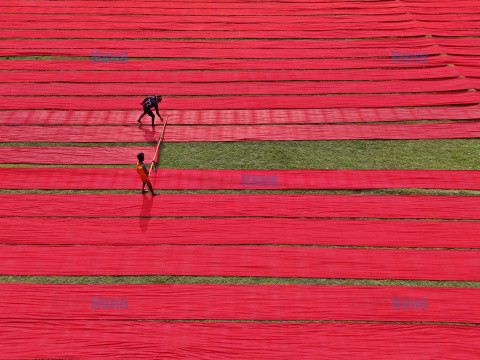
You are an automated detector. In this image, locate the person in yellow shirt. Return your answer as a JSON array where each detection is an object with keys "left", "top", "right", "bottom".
[{"left": 136, "top": 153, "right": 157, "bottom": 196}]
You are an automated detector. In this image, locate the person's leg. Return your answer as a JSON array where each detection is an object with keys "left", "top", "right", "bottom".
[
  {"left": 145, "top": 108, "right": 155, "bottom": 126},
  {"left": 137, "top": 110, "right": 147, "bottom": 123},
  {"left": 142, "top": 181, "right": 147, "bottom": 194},
  {"left": 146, "top": 180, "right": 156, "bottom": 196}
]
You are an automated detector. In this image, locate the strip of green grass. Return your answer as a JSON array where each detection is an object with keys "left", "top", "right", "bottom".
[{"left": 1, "top": 275, "right": 478, "bottom": 288}]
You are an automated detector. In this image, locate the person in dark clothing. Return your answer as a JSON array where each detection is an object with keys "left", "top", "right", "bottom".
[{"left": 137, "top": 95, "right": 164, "bottom": 126}]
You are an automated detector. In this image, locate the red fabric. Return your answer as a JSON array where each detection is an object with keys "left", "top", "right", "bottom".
[
  {"left": 0, "top": 67, "right": 460, "bottom": 83},
  {"left": 1, "top": 47, "right": 443, "bottom": 58},
  {"left": 0, "top": 146, "right": 153, "bottom": 164},
  {"left": 2, "top": 122, "right": 480, "bottom": 142},
  {"left": 0, "top": 13, "right": 418, "bottom": 26},
  {"left": 0, "top": 194, "right": 479, "bottom": 219},
  {"left": 1, "top": 168, "right": 480, "bottom": 190},
  {"left": 4, "top": 18, "right": 473, "bottom": 30},
  {"left": 468, "top": 77, "right": 480, "bottom": 89},
  {"left": 1, "top": 244, "right": 479, "bottom": 279},
  {"left": 0, "top": 38, "right": 437, "bottom": 50},
  {"left": 0, "top": 78, "right": 470, "bottom": 96},
  {"left": 456, "top": 66, "right": 480, "bottom": 77},
  {"left": 1, "top": 321, "right": 478, "bottom": 360},
  {"left": 0, "top": 7, "right": 407, "bottom": 16},
  {"left": 0, "top": 13, "right": 417, "bottom": 24},
  {"left": 3, "top": 106, "right": 479, "bottom": 125},
  {"left": 436, "top": 37, "right": 480, "bottom": 47},
  {"left": 0, "top": 19, "right": 423, "bottom": 31},
  {"left": 0, "top": 283, "right": 478, "bottom": 323},
  {"left": 2, "top": 93, "right": 479, "bottom": 111},
  {"left": 0, "top": 57, "right": 450, "bottom": 70},
  {"left": 0, "top": 1, "right": 405, "bottom": 13},
  {"left": 4, "top": 20, "right": 475, "bottom": 31},
  {"left": 1, "top": 217, "right": 479, "bottom": 248},
  {"left": 0, "top": 28, "right": 427, "bottom": 39}
]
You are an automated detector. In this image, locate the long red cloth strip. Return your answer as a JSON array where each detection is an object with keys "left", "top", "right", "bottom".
[
  {"left": 0, "top": 7, "right": 407, "bottom": 16},
  {"left": 456, "top": 66, "right": 480, "bottom": 77},
  {"left": 1, "top": 217, "right": 479, "bottom": 248},
  {"left": 0, "top": 79, "right": 470, "bottom": 96},
  {"left": 0, "top": 14, "right": 418, "bottom": 26},
  {"left": 0, "top": 28, "right": 427, "bottom": 39},
  {"left": 0, "top": 146, "right": 153, "bottom": 164},
  {"left": 0, "top": 47, "right": 444, "bottom": 58},
  {"left": 2, "top": 122, "right": 480, "bottom": 142},
  {"left": 3, "top": 20, "right": 474, "bottom": 31},
  {"left": 0, "top": 58, "right": 450, "bottom": 70},
  {"left": 0, "top": 194, "right": 478, "bottom": 219},
  {"left": 0, "top": 67, "right": 459, "bottom": 82},
  {"left": 0, "top": 38, "right": 437, "bottom": 50},
  {"left": 0, "top": 6, "right": 406, "bottom": 16},
  {"left": 1, "top": 168, "right": 480, "bottom": 190},
  {"left": 0, "top": 283, "right": 478, "bottom": 323},
  {"left": 2, "top": 94, "right": 478, "bottom": 110},
  {"left": 4, "top": 107, "right": 479, "bottom": 125},
  {"left": 1, "top": 321, "right": 478, "bottom": 360},
  {"left": 0, "top": 244, "right": 479, "bottom": 279},
  {"left": 0, "top": 1, "right": 405, "bottom": 11},
  {"left": 447, "top": 55, "right": 480, "bottom": 67}
]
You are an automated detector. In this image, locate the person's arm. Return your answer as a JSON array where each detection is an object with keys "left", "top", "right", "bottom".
[
  {"left": 154, "top": 105, "right": 163, "bottom": 121},
  {"left": 142, "top": 163, "right": 149, "bottom": 177}
]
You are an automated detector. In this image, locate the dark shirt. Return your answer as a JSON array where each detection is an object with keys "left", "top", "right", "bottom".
[{"left": 142, "top": 96, "right": 158, "bottom": 109}]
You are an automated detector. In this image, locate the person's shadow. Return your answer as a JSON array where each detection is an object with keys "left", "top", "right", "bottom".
[
  {"left": 137, "top": 123, "right": 158, "bottom": 144},
  {"left": 139, "top": 193, "right": 155, "bottom": 233}
]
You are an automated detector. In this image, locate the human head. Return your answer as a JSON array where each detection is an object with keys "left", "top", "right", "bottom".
[
  {"left": 137, "top": 152, "right": 145, "bottom": 162},
  {"left": 156, "top": 95, "right": 162, "bottom": 103}
]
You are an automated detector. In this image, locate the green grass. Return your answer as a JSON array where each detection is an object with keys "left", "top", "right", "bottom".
[
  {"left": 158, "top": 139, "right": 480, "bottom": 170},
  {"left": 1, "top": 275, "right": 478, "bottom": 288}
]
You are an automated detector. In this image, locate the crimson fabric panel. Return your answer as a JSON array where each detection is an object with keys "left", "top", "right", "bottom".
[
  {"left": 0, "top": 39, "right": 439, "bottom": 50},
  {"left": 4, "top": 107, "right": 479, "bottom": 125},
  {"left": 447, "top": 55, "right": 480, "bottom": 67},
  {"left": 2, "top": 122, "right": 480, "bottom": 142},
  {"left": 1, "top": 321, "right": 478, "bottom": 360},
  {"left": 457, "top": 67, "right": 480, "bottom": 77},
  {"left": 436, "top": 38, "right": 480, "bottom": 48},
  {"left": 3, "top": 94, "right": 478, "bottom": 110},
  {"left": 1, "top": 168, "right": 480, "bottom": 190},
  {"left": 0, "top": 13, "right": 417, "bottom": 24},
  {"left": 0, "top": 7, "right": 407, "bottom": 16},
  {"left": 0, "top": 146, "right": 153, "bottom": 164},
  {"left": 3, "top": 20, "right": 460, "bottom": 31},
  {"left": 0, "top": 67, "right": 460, "bottom": 82},
  {"left": 0, "top": 79, "right": 470, "bottom": 96},
  {"left": 0, "top": 29, "right": 427, "bottom": 39},
  {"left": 467, "top": 77, "right": 480, "bottom": 89},
  {"left": 1, "top": 218, "right": 479, "bottom": 248},
  {"left": 0, "top": 283, "right": 478, "bottom": 323},
  {"left": 0, "top": 194, "right": 479, "bottom": 219},
  {"left": 0, "top": 58, "right": 450, "bottom": 70},
  {"left": 1, "top": 244, "right": 479, "bottom": 279},
  {"left": 0, "top": 0, "right": 407, "bottom": 7},
  {"left": 0, "top": 47, "right": 443, "bottom": 59}
]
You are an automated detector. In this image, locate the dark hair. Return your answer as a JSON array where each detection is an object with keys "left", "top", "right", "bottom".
[
  {"left": 137, "top": 152, "right": 144, "bottom": 162},
  {"left": 156, "top": 95, "right": 162, "bottom": 102}
]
